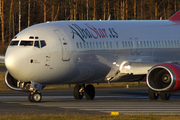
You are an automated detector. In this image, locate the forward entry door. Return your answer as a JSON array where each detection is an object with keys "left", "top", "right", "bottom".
[{"left": 54, "top": 30, "right": 70, "bottom": 61}]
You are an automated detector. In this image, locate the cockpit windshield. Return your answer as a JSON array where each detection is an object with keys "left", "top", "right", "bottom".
[
  {"left": 9, "top": 39, "right": 46, "bottom": 48},
  {"left": 20, "top": 41, "right": 34, "bottom": 46},
  {"left": 10, "top": 41, "right": 19, "bottom": 46},
  {"left": 34, "top": 40, "right": 46, "bottom": 48}
]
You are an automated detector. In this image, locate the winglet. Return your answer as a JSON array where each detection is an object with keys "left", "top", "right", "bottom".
[{"left": 169, "top": 10, "right": 180, "bottom": 21}]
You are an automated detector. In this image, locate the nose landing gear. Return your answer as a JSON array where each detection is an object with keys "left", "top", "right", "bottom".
[{"left": 28, "top": 91, "right": 42, "bottom": 102}]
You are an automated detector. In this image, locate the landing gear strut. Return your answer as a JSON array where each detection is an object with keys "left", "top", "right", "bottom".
[
  {"left": 73, "top": 84, "right": 95, "bottom": 100},
  {"left": 74, "top": 84, "right": 84, "bottom": 100},
  {"left": 28, "top": 91, "right": 42, "bottom": 102}
]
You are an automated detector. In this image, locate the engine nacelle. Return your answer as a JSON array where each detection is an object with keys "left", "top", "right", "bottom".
[
  {"left": 146, "top": 63, "right": 180, "bottom": 92},
  {"left": 5, "top": 71, "right": 24, "bottom": 91}
]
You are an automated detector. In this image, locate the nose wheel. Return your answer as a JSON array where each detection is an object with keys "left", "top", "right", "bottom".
[{"left": 28, "top": 91, "right": 42, "bottom": 102}]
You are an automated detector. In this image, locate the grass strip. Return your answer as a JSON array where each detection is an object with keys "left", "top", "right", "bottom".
[{"left": 0, "top": 114, "right": 180, "bottom": 120}]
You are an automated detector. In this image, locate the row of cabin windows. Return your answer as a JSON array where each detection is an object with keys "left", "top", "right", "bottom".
[
  {"left": 76, "top": 42, "right": 113, "bottom": 49},
  {"left": 122, "top": 40, "right": 180, "bottom": 48},
  {"left": 76, "top": 40, "right": 180, "bottom": 49}
]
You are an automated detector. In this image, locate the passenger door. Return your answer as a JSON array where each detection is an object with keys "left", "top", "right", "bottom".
[{"left": 54, "top": 30, "right": 70, "bottom": 61}]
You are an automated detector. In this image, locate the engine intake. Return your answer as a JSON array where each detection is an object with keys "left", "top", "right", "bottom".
[{"left": 146, "top": 63, "right": 180, "bottom": 92}]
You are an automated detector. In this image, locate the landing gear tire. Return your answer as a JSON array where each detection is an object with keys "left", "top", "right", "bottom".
[
  {"left": 85, "top": 84, "right": 95, "bottom": 100},
  {"left": 74, "top": 84, "right": 84, "bottom": 100},
  {"left": 160, "top": 93, "right": 170, "bottom": 100},
  {"left": 28, "top": 93, "right": 34, "bottom": 102},
  {"left": 28, "top": 92, "right": 42, "bottom": 103},
  {"left": 148, "top": 89, "right": 158, "bottom": 100}
]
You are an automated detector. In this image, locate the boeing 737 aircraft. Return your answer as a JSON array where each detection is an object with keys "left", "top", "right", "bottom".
[{"left": 3, "top": 11, "right": 180, "bottom": 102}]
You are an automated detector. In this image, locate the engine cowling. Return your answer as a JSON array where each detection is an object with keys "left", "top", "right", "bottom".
[
  {"left": 146, "top": 63, "right": 180, "bottom": 92},
  {"left": 5, "top": 71, "right": 23, "bottom": 91}
]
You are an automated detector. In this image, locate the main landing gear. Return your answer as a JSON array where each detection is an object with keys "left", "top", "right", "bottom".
[
  {"left": 148, "top": 89, "right": 170, "bottom": 100},
  {"left": 74, "top": 84, "right": 95, "bottom": 100},
  {"left": 28, "top": 91, "right": 42, "bottom": 102}
]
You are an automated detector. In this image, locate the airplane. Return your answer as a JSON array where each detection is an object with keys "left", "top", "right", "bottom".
[{"left": 3, "top": 10, "right": 180, "bottom": 102}]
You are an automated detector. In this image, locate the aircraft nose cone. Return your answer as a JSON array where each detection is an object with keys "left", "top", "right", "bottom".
[{"left": 5, "top": 47, "right": 28, "bottom": 80}]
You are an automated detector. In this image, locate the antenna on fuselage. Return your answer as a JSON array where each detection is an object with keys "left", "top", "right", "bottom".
[{"left": 108, "top": 14, "right": 111, "bottom": 21}]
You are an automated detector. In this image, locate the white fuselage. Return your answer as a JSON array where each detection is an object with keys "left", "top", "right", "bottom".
[{"left": 4, "top": 20, "right": 180, "bottom": 85}]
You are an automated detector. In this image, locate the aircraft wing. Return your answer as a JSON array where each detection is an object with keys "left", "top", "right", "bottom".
[
  {"left": 119, "top": 61, "right": 158, "bottom": 75},
  {"left": 0, "top": 55, "right": 5, "bottom": 63},
  {"left": 105, "top": 60, "right": 158, "bottom": 82}
]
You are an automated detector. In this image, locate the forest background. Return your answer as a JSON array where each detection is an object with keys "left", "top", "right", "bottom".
[{"left": 0, "top": 0, "right": 179, "bottom": 54}]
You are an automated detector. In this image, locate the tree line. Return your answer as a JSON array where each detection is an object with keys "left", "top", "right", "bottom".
[{"left": 0, "top": 0, "right": 179, "bottom": 50}]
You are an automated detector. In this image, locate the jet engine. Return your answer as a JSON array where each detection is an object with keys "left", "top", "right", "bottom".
[
  {"left": 5, "top": 71, "right": 30, "bottom": 91},
  {"left": 146, "top": 63, "right": 180, "bottom": 92}
]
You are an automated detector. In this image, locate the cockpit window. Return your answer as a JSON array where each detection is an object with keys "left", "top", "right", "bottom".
[
  {"left": 20, "top": 41, "right": 34, "bottom": 46},
  {"left": 40, "top": 40, "right": 46, "bottom": 48},
  {"left": 29, "top": 36, "right": 34, "bottom": 39},
  {"left": 10, "top": 41, "right": 19, "bottom": 46},
  {"left": 34, "top": 41, "right": 40, "bottom": 48}
]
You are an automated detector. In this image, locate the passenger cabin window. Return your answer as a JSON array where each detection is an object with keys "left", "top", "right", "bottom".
[
  {"left": 86, "top": 42, "right": 89, "bottom": 48},
  {"left": 40, "top": 40, "right": 46, "bottom": 48},
  {"left": 128, "top": 41, "right": 130, "bottom": 47},
  {"left": 83, "top": 42, "right": 86, "bottom": 48},
  {"left": 103, "top": 42, "right": 105, "bottom": 48},
  {"left": 99, "top": 42, "right": 102, "bottom": 48},
  {"left": 106, "top": 42, "right": 109, "bottom": 48},
  {"left": 80, "top": 42, "right": 82, "bottom": 48},
  {"left": 10, "top": 41, "right": 19, "bottom": 46},
  {"left": 116, "top": 42, "right": 119, "bottom": 48},
  {"left": 34, "top": 41, "right": 40, "bottom": 48},
  {"left": 93, "top": 42, "right": 95, "bottom": 48},
  {"left": 76, "top": 42, "right": 79, "bottom": 48},
  {"left": 90, "top": 42, "right": 92, "bottom": 48},
  {"left": 177, "top": 41, "right": 179, "bottom": 47},
  {"left": 96, "top": 42, "right": 98, "bottom": 48},
  {"left": 165, "top": 41, "right": 167, "bottom": 47},
  {"left": 20, "top": 41, "right": 33, "bottom": 46},
  {"left": 110, "top": 42, "right": 112, "bottom": 48},
  {"left": 140, "top": 41, "right": 143, "bottom": 47}
]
